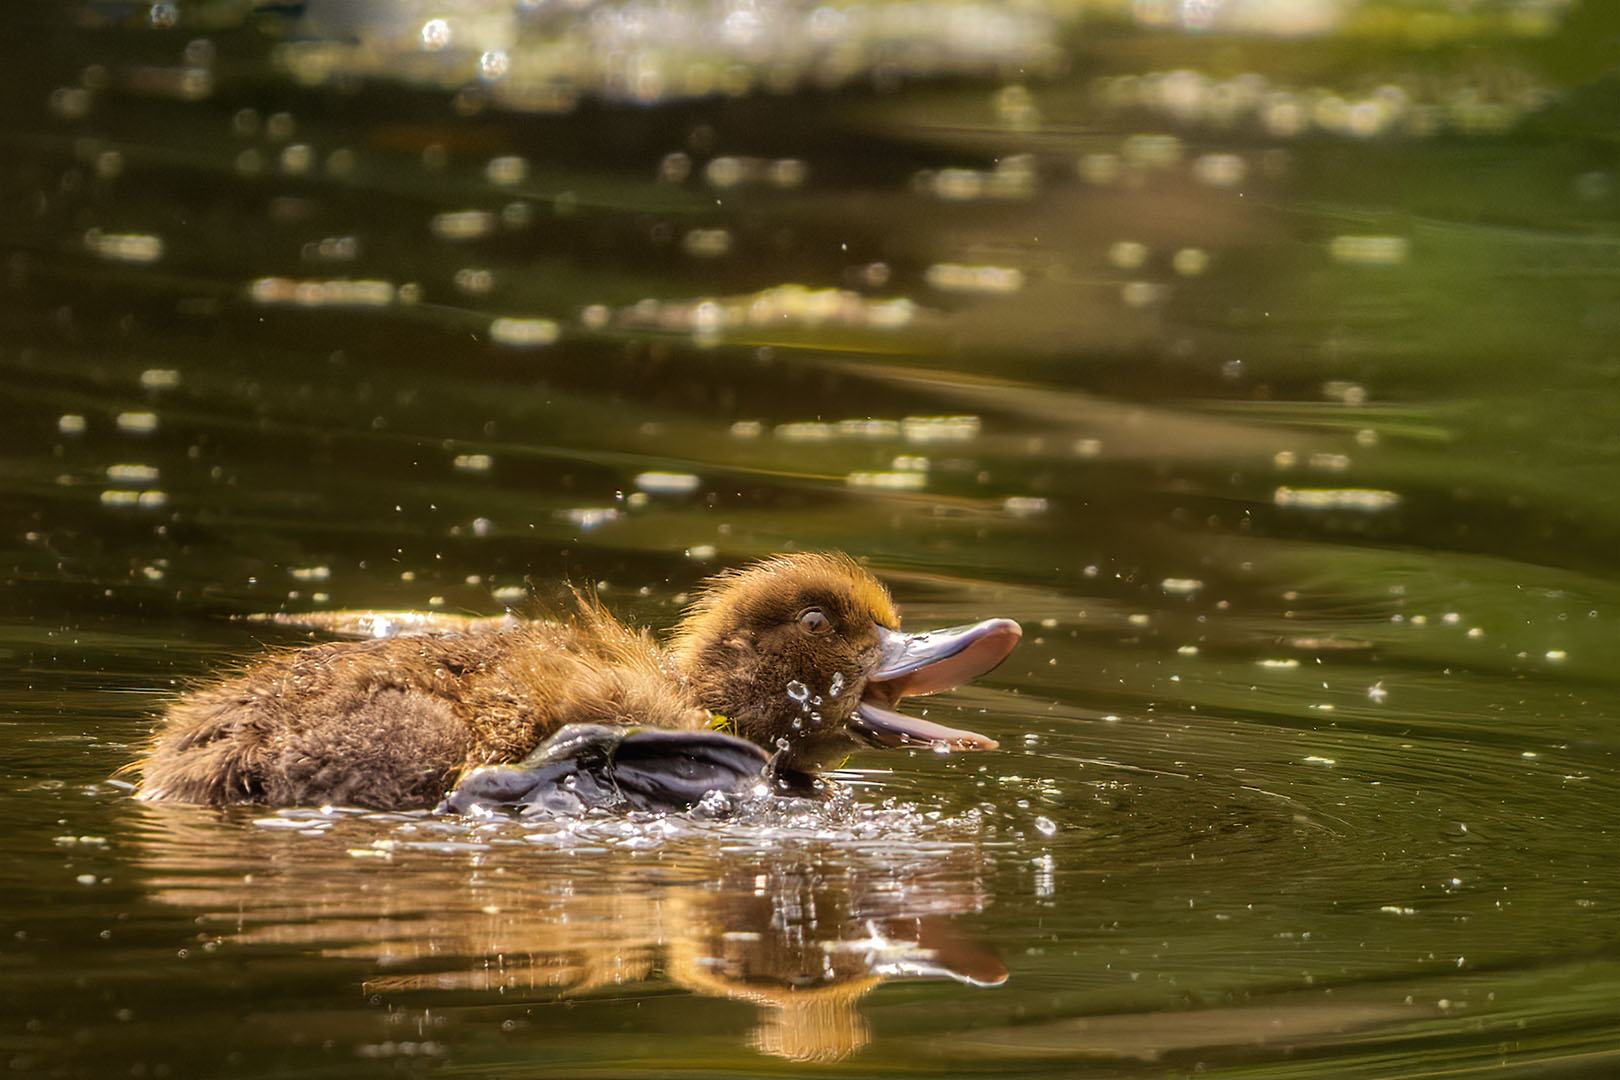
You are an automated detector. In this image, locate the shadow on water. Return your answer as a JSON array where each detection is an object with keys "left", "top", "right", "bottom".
[{"left": 4, "top": 0, "right": 1620, "bottom": 1075}]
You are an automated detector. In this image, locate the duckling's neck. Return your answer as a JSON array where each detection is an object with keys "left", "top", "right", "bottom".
[
  {"left": 664, "top": 637, "right": 759, "bottom": 747},
  {"left": 670, "top": 640, "right": 729, "bottom": 710}
]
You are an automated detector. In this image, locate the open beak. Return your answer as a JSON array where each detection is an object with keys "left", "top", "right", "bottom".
[{"left": 849, "top": 618, "right": 1021, "bottom": 752}]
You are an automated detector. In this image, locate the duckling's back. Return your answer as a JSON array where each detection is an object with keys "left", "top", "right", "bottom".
[{"left": 137, "top": 610, "right": 706, "bottom": 809}]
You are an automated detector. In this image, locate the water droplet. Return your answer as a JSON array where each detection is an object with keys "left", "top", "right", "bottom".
[
  {"left": 828, "top": 672, "right": 845, "bottom": 697},
  {"left": 786, "top": 680, "right": 809, "bottom": 703},
  {"left": 1034, "top": 816, "right": 1058, "bottom": 836}
]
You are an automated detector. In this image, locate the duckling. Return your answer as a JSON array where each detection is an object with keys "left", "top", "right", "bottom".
[{"left": 135, "top": 553, "right": 1021, "bottom": 811}]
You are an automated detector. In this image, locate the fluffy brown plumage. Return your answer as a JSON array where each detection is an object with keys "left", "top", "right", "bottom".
[
  {"left": 136, "top": 552, "right": 1013, "bottom": 810},
  {"left": 137, "top": 600, "right": 700, "bottom": 808}
]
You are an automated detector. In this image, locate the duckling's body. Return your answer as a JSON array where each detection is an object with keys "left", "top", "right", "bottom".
[
  {"left": 140, "top": 608, "right": 705, "bottom": 808},
  {"left": 137, "top": 553, "right": 1019, "bottom": 811}
]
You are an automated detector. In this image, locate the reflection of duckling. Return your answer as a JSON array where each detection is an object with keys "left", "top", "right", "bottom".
[
  {"left": 666, "top": 873, "right": 1007, "bottom": 1063},
  {"left": 136, "top": 553, "right": 1020, "bottom": 809},
  {"left": 131, "top": 801, "right": 1004, "bottom": 1063}
]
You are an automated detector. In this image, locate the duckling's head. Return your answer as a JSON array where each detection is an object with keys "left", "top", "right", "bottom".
[{"left": 669, "top": 553, "right": 1020, "bottom": 777}]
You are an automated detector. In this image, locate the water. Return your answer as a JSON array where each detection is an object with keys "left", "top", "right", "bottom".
[{"left": 4, "top": 0, "right": 1620, "bottom": 1075}]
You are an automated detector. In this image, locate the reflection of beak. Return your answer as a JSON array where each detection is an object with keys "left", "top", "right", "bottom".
[
  {"left": 842, "top": 918, "right": 1010, "bottom": 987},
  {"left": 850, "top": 619, "right": 1021, "bottom": 752}
]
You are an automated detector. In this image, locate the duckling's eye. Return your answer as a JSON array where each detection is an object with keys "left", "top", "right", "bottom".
[{"left": 797, "top": 608, "right": 833, "bottom": 635}]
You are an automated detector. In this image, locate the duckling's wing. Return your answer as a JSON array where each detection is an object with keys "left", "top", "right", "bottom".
[
  {"left": 439, "top": 725, "right": 769, "bottom": 816},
  {"left": 609, "top": 729, "right": 772, "bottom": 811}
]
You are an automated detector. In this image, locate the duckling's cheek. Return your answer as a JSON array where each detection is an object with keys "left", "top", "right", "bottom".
[
  {"left": 827, "top": 670, "right": 848, "bottom": 700},
  {"left": 783, "top": 678, "right": 831, "bottom": 734}
]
